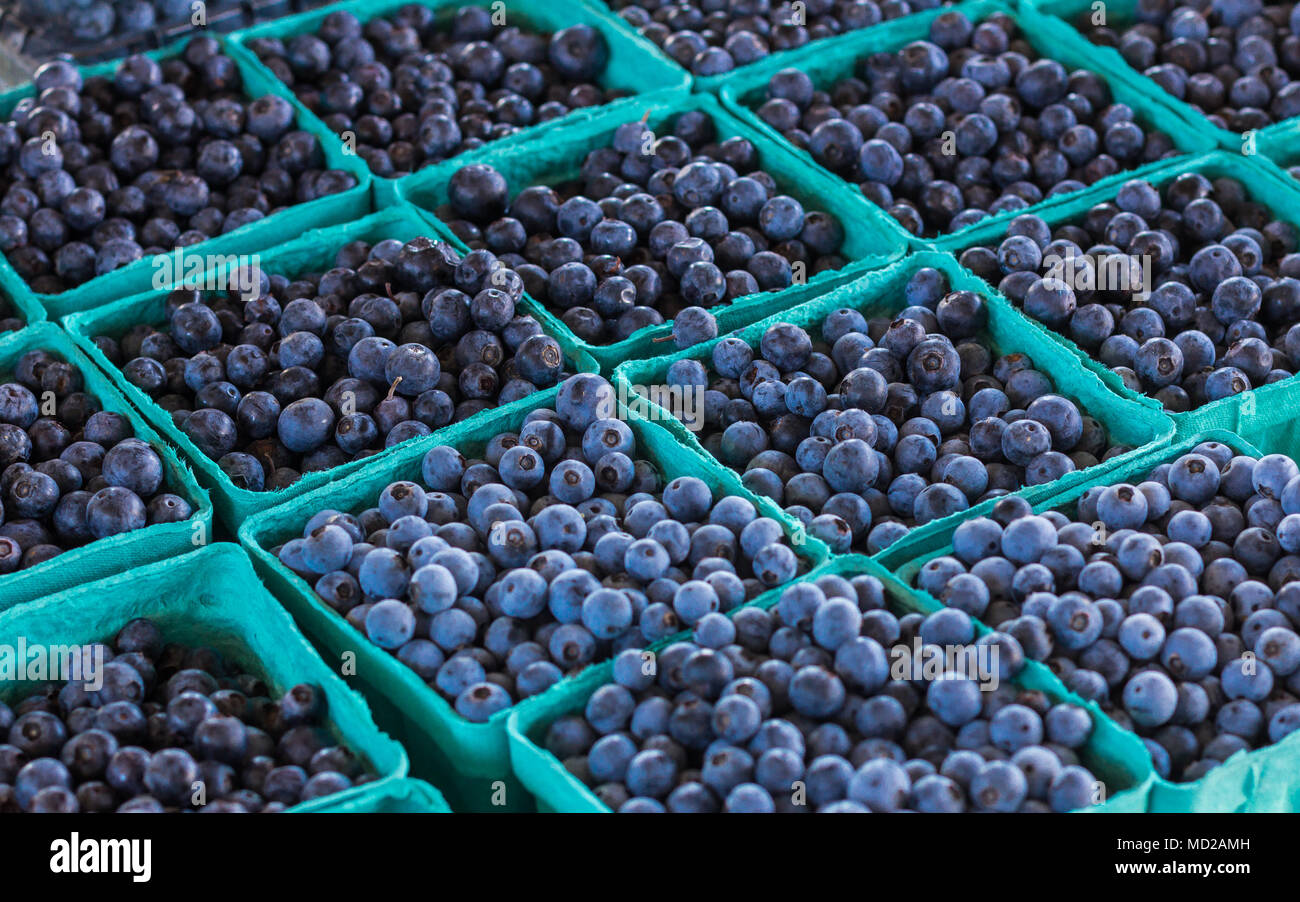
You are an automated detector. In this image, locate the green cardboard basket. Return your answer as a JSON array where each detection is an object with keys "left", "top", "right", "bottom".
[
  {"left": 0, "top": 322, "right": 213, "bottom": 611},
  {"left": 226, "top": 0, "right": 694, "bottom": 206},
  {"left": 0, "top": 543, "right": 409, "bottom": 813},
  {"left": 0, "top": 34, "right": 372, "bottom": 320},
  {"left": 890, "top": 421, "right": 1300, "bottom": 812},
  {"left": 398, "top": 90, "right": 907, "bottom": 372},
  {"left": 238, "top": 385, "right": 829, "bottom": 811},
  {"left": 62, "top": 204, "right": 600, "bottom": 533},
  {"left": 585, "top": 0, "right": 966, "bottom": 97},
  {"left": 713, "top": 0, "right": 1215, "bottom": 252},
  {"left": 947, "top": 148, "right": 1300, "bottom": 441},
  {"left": 1028, "top": 0, "right": 1300, "bottom": 154},
  {"left": 507, "top": 555, "right": 1157, "bottom": 812},
  {"left": 613, "top": 250, "right": 1176, "bottom": 567}
]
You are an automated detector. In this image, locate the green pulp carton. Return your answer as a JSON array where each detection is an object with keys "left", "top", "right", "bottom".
[
  {"left": 239, "top": 386, "right": 828, "bottom": 811},
  {"left": 0, "top": 322, "right": 213, "bottom": 611},
  {"left": 713, "top": 0, "right": 1216, "bottom": 253},
  {"left": 890, "top": 422, "right": 1300, "bottom": 812},
  {"left": 1028, "top": 0, "right": 1300, "bottom": 154},
  {"left": 614, "top": 250, "right": 1175, "bottom": 566},
  {"left": 62, "top": 204, "right": 599, "bottom": 532},
  {"left": 0, "top": 544, "right": 409, "bottom": 812},
  {"left": 946, "top": 149, "right": 1300, "bottom": 442},
  {"left": 227, "top": 0, "right": 694, "bottom": 206},
  {"left": 398, "top": 90, "right": 907, "bottom": 371},
  {"left": 507, "top": 556, "right": 1157, "bottom": 812},
  {"left": 0, "top": 35, "right": 372, "bottom": 320}
]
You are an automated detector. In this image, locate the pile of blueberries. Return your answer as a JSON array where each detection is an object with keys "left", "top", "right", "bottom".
[
  {"left": 963, "top": 175, "right": 1300, "bottom": 412},
  {"left": 916, "top": 445, "right": 1300, "bottom": 783},
  {"left": 752, "top": 11, "right": 1180, "bottom": 238},
  {"left": 0, "top": 350, "right": 192, "bottom": 573},
  {"left": 275, "top": 374, "right": 808, "bottom": 722},
  {"left": 96, "top": 236, "right": 568, "bottom": 492},
  {"left": 608, "top": 0, "right": 947, "bottom": 76},
  {"left": 1085, "top": 0, "right": 1300, "bottom": 133},
  {"left": 13, "top": 0, "right": 243, "bottom": 49},
  {"left": 435, "top": 111, "right": 848, "bottom": 345},
  {"left": 0, "top": 618, "right": 371, "bottom": 812},
  {"left": 0, "top": 43, "right": 358, "bottom": 294},
  {"left": 12, "top": 0, "right": 346, "bottom": 62},
  {"left": 546, "top": 574, "right": 1109, "bottom": 812},
  {"left": 249, "top": 6, "right": 619, "bottom": 178},
  {"left": 662, "top": 267, "right": 1123, "bottom": 555}
]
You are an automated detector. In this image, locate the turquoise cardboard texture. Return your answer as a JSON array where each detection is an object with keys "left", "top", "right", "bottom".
[
  {"left": 397, "top": 90, "right": 907, "bottom": 371},
  {"left": 1028, "top": 0, "right": 1300, "bottom": 153},
  {"left": 238, "top": 385, "right": 827, "bottom": 811},
  {"left": 892, "top": 425, "right": 1300, "bottom": 812},
  {"left": 328, "top": 777, "right": 453, "bottom": 813},
  {"left": 948, "top": 149, "right": 1300, "bottom": 442},
  {"left": 61, "top": 204, "right": 599, "bottom": 533},
  {"left": 0, "top": 544, "right": 409, "bottom": 813},
  {"left": 227, "top": 0, "right": 694, "bottom": 206},
  {"left": 0, "top": 34, "right": 372, "bottom": 320},
  {"left": 507, "top": 556, "right": 1156, "bottom": 813},
  {"left": 1258, "top": 117, "right": 1300, "bottom": 168},
  {"left": 0, "top": 322, "right": 213, "bottom": 611},
  {"left": 714, "top": 0, "right": 1216, "bottom": 252},
  {"left": 613, "top": 251, "right": 1175, "bottom": 567}
]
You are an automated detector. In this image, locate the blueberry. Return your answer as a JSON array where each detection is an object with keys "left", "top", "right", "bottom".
[
  {"left": 927, "top": 674, "right": 983, "bottom": 728},
  {"left": 455, "top": 683, "right": 513, "bottom": 723},
  {"left": 970, "top": 760, "right": 1028, "bottom": 812},
  {"left": 847, "top": 758, "right": 910, "bottom": 812},
  {"left": 101, "top": 439, "right": 163, "bottom": 497},
  {"left": 1047, "top": 764, "right": 1097, "bottom": 812},
  {"left": 84, "top": 487, "right": 147, "bottom": 539}
]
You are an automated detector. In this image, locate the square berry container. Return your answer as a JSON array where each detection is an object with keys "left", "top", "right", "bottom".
[
  {"left": 61, "top": 203, "right": 600, "bottom": 533},
  {"left": 0, "top": 543, "right": 411, "bottom": 812},
  {"left": 506, "top": 556, "right": 1157, "bottom": 812},
  {"left": 586, "top": 0, "right": 951, "bottom": 96},
  {"left": 612, "top": 250, "right": 1175, "bottom": 567},
  {"left": 225, "top": 0, "right": 694, "bottom": 207},
  {"left": 1, "top": 0, "right": 250, "bottom": 68},
  {"left": 947, "top": 147, "right": 1300, "bottom": 438},
  {"left": 0, "top": 321, "right": 213, "bottom": 611},
  {"left": 0, "top": 33, "right": 373, "bottom": 321},
  {"left": 713, "top": 0, "right": 1217, "bottom": 253},
  {"left": 1028, "top": 0, "right": 1300, "bottom": 154},
  {"left": 889, "top": 425, "right": 1300, "bottom": 812},
  {"left": 397, "top": 90, "right": 906, "bottom": 372},
  {"left": 237, "top": 386, "right": 829, "bottom": 811}
]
